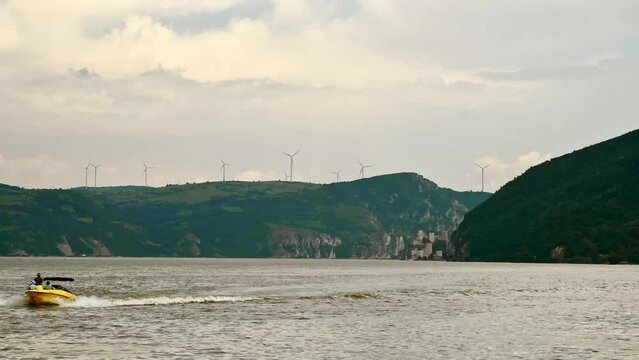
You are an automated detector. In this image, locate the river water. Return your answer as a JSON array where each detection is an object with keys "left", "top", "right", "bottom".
[{"left": 0, "top": 258, "right": 637, "bottom": 359}]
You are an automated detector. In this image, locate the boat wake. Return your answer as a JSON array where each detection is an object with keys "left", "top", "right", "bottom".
[
  {"left": 62, "top": 295, "right": 260, "bottom": 308},
  {"left": 0, "top": 294, "right": 24, "bottom": 307},
  {"left": 297, "top": 291, "right": 380, "bottom": 301},
  {"left": 2, "top": 291, "right": 378, "bottom": 308}
]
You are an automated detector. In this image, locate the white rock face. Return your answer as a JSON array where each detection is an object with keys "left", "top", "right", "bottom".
[
  {"left": 359, "top": 233, "right": 406, "bottom": 259},
  {"left": 57, "top": 243, "right": 74, "bottom": 256},
  {"left": 551, "top": 245, "right": 567, "bottom": 260},
  {"left": 57, "top": 236, "right": 74, "bottom": 256},
  {"left": 87, "top": 238, "right": 112, "bottom": 257},
  {"left": 274, "top": 231, "right": 343, "bottom": 258}
]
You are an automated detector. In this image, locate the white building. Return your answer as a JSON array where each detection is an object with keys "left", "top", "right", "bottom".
[{"left": 424, "top": 243, "right": 433, "bottom": 258}]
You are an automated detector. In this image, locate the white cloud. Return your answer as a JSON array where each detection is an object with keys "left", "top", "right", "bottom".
[
  {"left": 0, "top": 1, "right": 637, "bottom": 190},
  {"left": 0, "top": 4, "right": 21, "bottom": 52},
  {"left": 0, "top": 154, "right": 73, "bottom": 188},
  {"left": 236, "top": 170, "right": 282, "bottom": 182},
  {"left": 473, "top": 151, "right": 552, "bottom": 192}
]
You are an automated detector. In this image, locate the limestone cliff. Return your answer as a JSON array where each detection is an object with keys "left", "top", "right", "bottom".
[{"left": 0, "top": 173, "right": 490, "bottom": 258}]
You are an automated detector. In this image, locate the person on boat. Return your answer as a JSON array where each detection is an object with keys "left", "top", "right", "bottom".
[
  {"left": 33, "top": 273, "right": 43, "bottom": 285},
  {"left": 28, "top": 281, "right": 36, "bottom": 290},
  {"left": 43, "top": 281, "right": 53, "bottom": 290}
]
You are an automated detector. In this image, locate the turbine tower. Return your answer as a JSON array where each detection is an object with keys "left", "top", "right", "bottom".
[
  {"left": 91, "top": 163, "right": 101, "bottom": 187},
  {"left": 474, "top": 163, "right": 490, "bottom": 192},
  {"left": 357, "top": 160, "right": 372, "bottom": 179},
  {"left": 220, "top": 160, "right": 231, "bottom": 182},
  {"left": 331, "top": 169, "right": 341, "bottom": 182},
  {"left": 143, "top": 163, "right": 155, "bottom": 187},
  {"left": 282, "top": 150, "right": 300, "bottom": 181},
  {"left": 84, "top": 163, "right": 90, "bottom": 188}
]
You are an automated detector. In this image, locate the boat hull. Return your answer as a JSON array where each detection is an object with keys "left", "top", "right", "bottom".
[{"left": 25, "top": 288, "right": 76, "bottom": 306}]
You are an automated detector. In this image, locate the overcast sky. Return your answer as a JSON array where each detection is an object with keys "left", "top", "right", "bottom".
[{"left": 0, "top": 1, "right": 637, "bottom": 191}]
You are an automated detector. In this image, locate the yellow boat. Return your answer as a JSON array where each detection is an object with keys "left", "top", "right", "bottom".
[{"left": 25, "top": 277, "right": 77, "bottom": 306}]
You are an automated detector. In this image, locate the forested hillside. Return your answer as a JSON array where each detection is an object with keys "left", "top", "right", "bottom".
[
  {"left": 451, "top": 129, "right": 639, "bottom": 263},
  {"left": 0, "top": 173, "right": 489, "bottom": 258}
]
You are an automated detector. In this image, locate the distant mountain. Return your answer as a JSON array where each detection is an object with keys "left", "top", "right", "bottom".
[
  {"left": 0, "top": 173, "right": 489, "bottom": 258},
  {"left": 450, "top": 129, "right": 639, "bottom": 263}
]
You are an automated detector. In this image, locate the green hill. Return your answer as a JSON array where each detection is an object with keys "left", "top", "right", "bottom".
[
  {"left": 0, "top": 173, "right": 489, "bottom": 258},
  {"left": 450, "top": 129, "right": 639, "bottom": 263}
]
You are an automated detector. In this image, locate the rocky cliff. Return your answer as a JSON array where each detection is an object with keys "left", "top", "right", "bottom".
[{"left": 0, "top": 173, "right": 490, "bottom": 258}]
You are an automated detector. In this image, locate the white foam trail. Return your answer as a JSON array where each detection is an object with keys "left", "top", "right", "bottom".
[
  {"left": 63, "top": 295, "right": 259, "bottom": 308},
  {"left": 0, "top": 294, "right": 25, "bottom": 307}
]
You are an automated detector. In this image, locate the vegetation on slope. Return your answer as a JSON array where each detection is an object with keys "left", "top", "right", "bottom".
[
  {"left": 451, "top": 129, "right": 639, "bottom": 263},
  {"left": 1, "top": 173, "right": 489, "bottom": 258},
  {"left": 0, "top": 187, "right": 164, "bottom": 256}
]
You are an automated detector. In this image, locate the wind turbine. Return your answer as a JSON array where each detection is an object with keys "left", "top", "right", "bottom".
[
  {"left": 331, "top": 169, "right": 341, "bottom": 182},
  {"left": 91, "top": 163, "right": 101, "bottom": 187},
  {"left": 84, "top": 163, "right": 90, "bottom": 188},
  {"left": 357, "top": 160, "right": 372, "bottom": 179},
  {"left": 474, "top": 163, "right": 490, "bottom": 192},
  {"left": 220, "top": 160, "right": 231, "bottom": 182},
  {"left": 143, "top": 163, "right": 155, "bottom": 187},
  {"left": 282, "top": 150, "right": 300, "bottom": 181}
]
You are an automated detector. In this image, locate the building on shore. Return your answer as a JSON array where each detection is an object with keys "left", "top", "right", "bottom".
[{"left": 409, "top": 230, "right": 450, "bottom": 260}]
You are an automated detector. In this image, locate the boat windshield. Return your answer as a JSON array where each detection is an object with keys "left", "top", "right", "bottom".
[{"left": 51, "top": 284, "right": 74, "bottom": 294}]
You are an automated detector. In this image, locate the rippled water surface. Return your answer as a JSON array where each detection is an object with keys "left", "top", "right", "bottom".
[{"left": 1, "top": 258, "right": 638, "bottom": 359}]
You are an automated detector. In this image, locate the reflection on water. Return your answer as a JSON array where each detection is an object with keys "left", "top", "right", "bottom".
[{"left": 1, "top": 258, "right": 638, "bottom": 359}]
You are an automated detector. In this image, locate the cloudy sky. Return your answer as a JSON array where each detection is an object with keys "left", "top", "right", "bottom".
[{"left": 0, "top": 0, "right": 637, "bottom": 191}]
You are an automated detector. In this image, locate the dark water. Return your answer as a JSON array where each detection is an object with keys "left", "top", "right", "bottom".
[{"left": 1, "top": 258, "right": 638, "bottom": 359}]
